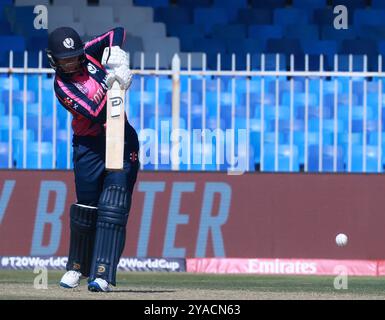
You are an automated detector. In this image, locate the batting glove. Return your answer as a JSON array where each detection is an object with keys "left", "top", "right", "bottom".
[
  {"left": 101, "top": 46, "right": 130, "bottom": 70},
  {"left": 114, "top": 64, "right": 133, "bottom": 90},
  {"left": 105, "top": 72, "right": 116, "bottom": 90}
]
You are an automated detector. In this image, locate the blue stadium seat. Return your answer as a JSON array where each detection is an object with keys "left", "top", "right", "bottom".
[
  {"left": 340, "top": 39, "right": 378, "bottom": 57},
  {"left": 263, "top": 144, "right": 299, "bottom": 172},
  {"left": 321, "top": 26, "right": 356, "bottom": 41},
  {"left": 294, "top": 132, "right": 334, "bottom": 162},
  {"left": 274, "top": 8, "right": 310, "bottom": 25},
  {"left": 146, "top": 77, "right": 173, "bottom": 92},
  {"left": 6, "top": 6, "right": 47, "bottom": 37},
  {"left": 338, "top": 133, "right": 363, "bottom": 147},
  {"left": 308, "top": 118, "right": 345, "bottom": 134},
  {"left": 301, "top": 40, "right": 338, "bottom": 56},
  {"left": 0, "top": 75, "right": 20, "bottom": 91},
  {"left": 213, "top": 0, "right": 248, "bottom": 21},
  {"left": 0, "top": 116, "right": 20, "bottom": 131},
  {"left": 206, "top": 117, "right": 225, "bottom": 130},
  {"left": 350, "top": 146, "right": 379, "bottom": 173},
  {"left": 194, "top": 8, "right": 229, "bottom": 34},
  {"left": 263, "top": 106, "right": 290, "bottom": 121},
  {"left": 130, "top": 91, "right": 157, "bottom": 106},
  {"left": 178, "top": 0, "right": 211, "bottom": 7},
  {"left": 1, "top": 1, "right": 384, "bottom": 173},
  {"left": 56, "top": 140, "right": 70, "bottom": 169},
  {"left": 134, "top": 0, "right": 169, "bottom": 6},
  {"left": 292, "top": 0, "right": 326, "bottom": 8},
  {"left": 372, "top": 0, "right": 385, "bottom": 8},
  {"left": 25, "top": 34, "right": 48, "bottom": 52},
  {"left": 291, "top": 54, "right": 332, "bottom": 71},
  {"left": 0, "top": 102, "right": 5, "bottom": 116},
  {"left": 0, "top": 35, "right": 26, "bottom": 67},
  {"left": 281, "top": 92, "right": 319, "bottom": 108},
  {"left": 356, "top": 25, "right": 385, "bottom": 41},
  {"left": 277, "top": 120, "right": 305, "bottom": 134},
  {"left": 26, "top": 142, "right": 53, "bottom": 169},
  {"left": 123, "top": 36, "right": 143, "bottom": 56},
  {"left": 250, "top": 0, "right": 286, "bottom": 8},
  {"left": 237, "top": 9, "right": 272, "bottom": 25},
  {"left": 211, "top": 24, "right": 247, "bottom": 39},
  {"left": 275, "top": 79, "right": 304, "bottom": 93},
  {"left": 128, "top": 117, "right": 140, "bottom": 131},
  {"left": 167, "top": 23, "right": 205, "bottom": 39},
  {"left": 189, "top": 142, "right": 218, "bottom": 171},
  {"left": 12, "top": 129, "right": 34, "bottom": 168},
  {"left": 154, "top": 7, "right": 192, "bottom": 24},
  {"left": 192, "top": 38, "right": 226, "bottom": 56},
  {"left": 308, "top": 145, "right": 345, "bottom": 172},
  {"left": 330, "top": 54, "right": 365, "bottom": 72},
  {"left": 296, "top": 105, "right": 334, "bottom": 122},
  {"left": 213, "top": 53, "right": 247, "bottom": 70},
  {"left": 207, "top": 91, "right": 241, "bottom": 109},
  {"left": 225, "top": 38, "right": 265, "bottom": 55},
  {"left": 331, "top": 0, "right": 366, "bottom": 9},
  {"left": 0, "top": 35, "right": 25, "bottom": 52},
  {"left": 149, "top": 116, "right": 186, "bottom": 130},
  {"left": 284, "top": 25, "right": 319, "bottom": 40},
  {"left": 351, "top": 120, "right": 378, "bottom": 133},
  {"left": 213, "top": 0, "right": 247, "bottom": 8},
  {"left": 368, "top": 132, "right": 385, "bottom": 146},
  {"left": 313, "top": 8, "right": 334, "bottom": 25},
  {"left": 250, "top": 129, "right": 261, "bottom": 163},
  {"left": 0, "top": 142, "right": 9, "bottom": 168},
  {"left": 0, "top": 21, "right": 12, "bottom": 35},
  {"left": 337, "top": 106, "right": 375, "bottom": 121},
  {"left": 248, "top": 25, "right": 283, "bottom": 47},
  {"left": 266, "top": 39, "right": 303, "bottom": 55},
  {"left": 354, "top": 10, "right": 385, "bottom": 26}
]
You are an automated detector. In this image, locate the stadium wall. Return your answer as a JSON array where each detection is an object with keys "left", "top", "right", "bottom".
[{"left": 0, "top": 170, "right": 384, "bottom": 260}]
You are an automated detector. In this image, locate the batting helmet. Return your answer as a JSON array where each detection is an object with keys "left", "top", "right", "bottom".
[{"left": 46, "top": 27, "right": 85, "bottom": 73}]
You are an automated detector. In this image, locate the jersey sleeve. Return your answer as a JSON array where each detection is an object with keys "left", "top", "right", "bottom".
[
  {"left": 54, "top": 77, "right": 106, "bottom": 124},
  {"left": 83, "top": 27, "right": 126, "bottom": 62}
]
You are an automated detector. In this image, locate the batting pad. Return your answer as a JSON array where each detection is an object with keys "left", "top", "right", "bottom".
[
  {"left": 89, "top": 185, "right": 129, "bottom": 286},
  {"left": 67, "top": 203, "right": 98, "bottom": 277}
]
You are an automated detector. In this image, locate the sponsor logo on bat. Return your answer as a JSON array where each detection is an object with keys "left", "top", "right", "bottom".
[{"left": 110, "top": 96, "right": 123, "bottom": 107}]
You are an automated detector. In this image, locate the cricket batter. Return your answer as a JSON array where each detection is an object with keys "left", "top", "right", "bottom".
[{"left": 46, "top": 27, "right": 139, "bottom": 292}]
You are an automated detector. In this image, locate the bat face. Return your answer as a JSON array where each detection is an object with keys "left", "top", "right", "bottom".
[{"left": 105, "top": 81, "right": 125, "bottom": 170}]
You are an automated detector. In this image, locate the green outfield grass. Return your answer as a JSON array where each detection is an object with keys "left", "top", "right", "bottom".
[{"left": 0, "top": 270, "right": 385, "bottom": 300}]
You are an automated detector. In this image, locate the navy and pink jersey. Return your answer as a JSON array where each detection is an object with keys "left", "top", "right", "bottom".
[{"left": 54, "top": 27, "right": 126, "bottom": 136}]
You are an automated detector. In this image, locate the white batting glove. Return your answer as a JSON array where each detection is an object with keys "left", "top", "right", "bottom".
[
  {"left": 101, "top": 46, "right": 129, "bottom": 70},
  {"left": 105, "top": 72, "right": 116, "bottom": 90},
  {"left": 114, "top": 64, "right": 133, "bottom": 90}
]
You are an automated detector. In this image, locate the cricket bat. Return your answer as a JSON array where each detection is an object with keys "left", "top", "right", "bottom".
[{"left": 105, "top": 80, "right": 125, "bottom": 170}]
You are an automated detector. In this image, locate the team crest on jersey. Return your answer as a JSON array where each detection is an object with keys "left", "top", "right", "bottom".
[
  {"left": 87, "top": 63, "right": 98, "bottom": 74},
  {"left": 63, "top": 97, "right": 73, "bottom": 107}
]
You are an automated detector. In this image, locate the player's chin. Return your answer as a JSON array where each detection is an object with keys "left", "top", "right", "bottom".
[{"left": 61, "top": 66, "right": 82, "bottom": 74}]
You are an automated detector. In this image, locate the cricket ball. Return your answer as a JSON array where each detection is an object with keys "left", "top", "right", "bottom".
[{"left": 335, "top": 233, "right": 348, "bottom": 247}]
